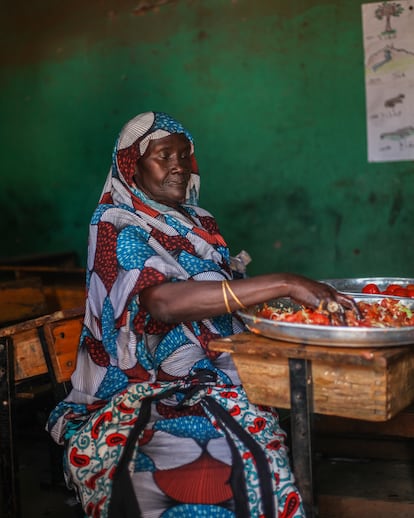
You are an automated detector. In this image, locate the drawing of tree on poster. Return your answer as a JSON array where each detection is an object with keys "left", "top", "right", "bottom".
[{"left": 375, "top": 2, "right": 404, "bottom": 37}]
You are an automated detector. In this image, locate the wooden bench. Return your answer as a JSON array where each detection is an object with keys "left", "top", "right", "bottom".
[
  {"left": 0, "top": 307, "right": 84, "bottom": 518},
  {"left": 0, "top": 277, "right": 48, "bottom": 327},
  {"left": 0, "top": 266, "right": 86, "bottom": 313},
  {"left": 0, "top": 250, "right": 80, "bottom": 268}
]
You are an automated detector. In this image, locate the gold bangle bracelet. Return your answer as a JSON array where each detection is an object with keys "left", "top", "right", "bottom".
[
  {"left": 222, "top": 280, "right": 232, "bottom": 313},
  {"left": 223, "top": 280, "right": 247, "bottom": 310}
]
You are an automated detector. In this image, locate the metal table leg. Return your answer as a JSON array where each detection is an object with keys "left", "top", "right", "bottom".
[
  {"left": 0, "top": 337, "right": 20, "bottom": 518},
  {"left": 289, "top": 358, "right": 317, "bottom": 517}
]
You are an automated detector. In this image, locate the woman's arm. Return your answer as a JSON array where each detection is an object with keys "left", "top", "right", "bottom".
[{"left": 139, "top": 273, "right": 357, "bottom": 323}]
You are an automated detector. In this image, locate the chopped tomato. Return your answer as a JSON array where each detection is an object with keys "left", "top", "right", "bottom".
[
  {"left": 362, "top": 283, "right": 380, "bottom": 294},
  {"left": 257, "top": 297, "right": 414, "bottom": 328},
  {"left": 393, "top": 287, "right": 409, "bottom": 297},
  {"left": 283, "top": 311, "right": 305, "bottom": 323},
  {"left": 258, "top": 305, "right": 276, "bottom": 320},
  {"left": 308, "top": 312, "right": 330, "bottom": 325},
  {"left": 383, "top": 284, "right": 401, "bottom": 295}
]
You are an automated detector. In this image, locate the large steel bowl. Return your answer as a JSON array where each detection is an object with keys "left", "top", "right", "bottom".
[
  {"left": 237, "top": 296, "right": 414, "bottom": 348},
  {"left": 320, "top": 277, "right": 414, "bottom": 294}
]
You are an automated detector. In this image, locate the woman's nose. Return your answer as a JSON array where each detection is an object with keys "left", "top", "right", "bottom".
[{"left": 170, "top": 156, "right": 188, "bottom": 173}]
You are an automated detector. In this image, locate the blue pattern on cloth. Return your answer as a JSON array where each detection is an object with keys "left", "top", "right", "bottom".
[
  {"left": 153, "top": 112, "right": 194, "bottom": 144},
  {"left": 154, "top": 327, "right": 191, "bottom": 367},
  {"left": 212, "top": 314, "right": 237, "bottom": 337},
  {"left": 161, "top": 504, "right": 234, "bottom": 517},
  {"left": 95, "top": 365, "right": 128, "bottom": 399},
  {"left": 178, "top": 251, "right": 223, "bottom": 276},
  {"left": 134, "top": 452, "right": 156, "bottom": 472},
  {"left": 154, "top": 416, "right": 221, "bottom": 445},
  {"left": 117, "top": 226, "right": 153, "bottom": 270},
  {"left": 101, "top": 297, "right": 118, "bottom": 357},
  {"left": 90, "top": 204, "right": 112, "bottom": 224},
  {"left": 164, "top": 214, "right": 191, "bottom": 235}
]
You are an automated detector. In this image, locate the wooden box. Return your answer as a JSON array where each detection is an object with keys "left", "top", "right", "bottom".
[{"left": 208, "top": 332, "right": 414, "bottom": 422}]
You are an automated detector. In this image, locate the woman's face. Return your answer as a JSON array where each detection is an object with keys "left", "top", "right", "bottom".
[{"left": 133, "top": 133, "right": 192, "bottom": 207}]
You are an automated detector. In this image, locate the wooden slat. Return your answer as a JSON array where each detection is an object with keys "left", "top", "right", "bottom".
[
  {"left": 317, "top": 459, "right": 414, "bottom": 517},
  {"left": 312, "top": 404, "right": 414, "bottom": 461},
  {"left": 209, "top": 332, "right": 414, "bottom": 421},
  {"left": 43, "top": 316, "right": 83, "bottom": 383},
  {"left": 0, "top": 307, "right": 84, "bottom": 382},
  {"left": 0, "top": 277, "right": 47, "bottom": 325},
  {"left": 0, "top": 265, "right": 86, "bottom": 313},
  {"left": 0, "top": 251, "right": 79, "bottom": 267},
  {"left": 314, "top": 404, "right": 414, "bottom": 439},
  {"left": 12, "top": 328, "right": 47, "bottom": 381}
]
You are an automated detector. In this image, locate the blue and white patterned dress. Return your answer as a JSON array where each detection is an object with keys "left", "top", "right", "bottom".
[{"left": 47, "top": 112, "right": 305, "bottom": 518}]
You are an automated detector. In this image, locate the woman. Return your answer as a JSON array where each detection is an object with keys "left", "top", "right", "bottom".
[{"left": 47, "top": 111, "right": 356, "bottom": 518}]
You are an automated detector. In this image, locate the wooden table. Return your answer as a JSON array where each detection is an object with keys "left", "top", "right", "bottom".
[{"left": 208, "top": 332, "right": 414, "bottom": 517}]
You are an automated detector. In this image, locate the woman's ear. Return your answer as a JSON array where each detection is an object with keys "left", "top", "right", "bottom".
[{"left": 132, "top": 162, "right": 139, "bottom": 187}]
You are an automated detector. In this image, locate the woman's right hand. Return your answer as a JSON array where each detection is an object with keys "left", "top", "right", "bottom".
[{"left": 283, "top": 273, "right": 360, "bottom": 318}]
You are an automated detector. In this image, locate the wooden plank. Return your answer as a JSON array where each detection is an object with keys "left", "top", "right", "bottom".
[
  {"left": 318, "top": 495, "right": 414, "bottom": 518},
  {"left": 0, "top": 251, "right": 79, "bottom": 267},
  {"left": 231, "top": 353, "right": 390, "bottom": 420},
  {"left": 313, "top": 404, "right": 414, "bottom": 461},
  {"left": 0, "top": 266, "right": 86, "bottom": 313},
  {"left": 0, "top": 278, "right": 47, "bottom": 325},
  {"left": 317, "top": 459, "right": 414, "bottom": 517},
  {"left": 314, "top": 404, "right": 414, "bottom": 439},
  {"left": 43, "top": 285, "right": 85, "bottom": 312},
  {"left": 209, "top": 332, "right": 409, "bottom": 368},
  {"left": 0, "top": 307, "right": 83, "bottom": 339},
  {"left": 209, "top": 333, "right": 414, "bottom": 421},
  {"left": 43, "top": 316, "right": 82, "bottom": 383},
  {"left": 314, "top": 435, "right": 414, "bottom": 461},
  {"left": 0, "top": 307, "right": 84, "bottom": 381},
  {"left": 12, "top": 328, "right": 47, "bottom": 381}
]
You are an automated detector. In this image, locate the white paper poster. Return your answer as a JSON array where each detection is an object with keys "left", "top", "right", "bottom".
[{"left": 362, "top": 1, "right": 414, "bottom": 162}]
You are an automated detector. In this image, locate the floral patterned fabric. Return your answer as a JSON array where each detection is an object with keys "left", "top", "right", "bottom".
[{"left": 47, "top": 112, "right": 304, "bottom": 518}]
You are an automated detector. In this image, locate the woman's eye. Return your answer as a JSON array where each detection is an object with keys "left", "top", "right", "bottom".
[{"left": 159, "top": 152, "right": 170, "bottom": 160}]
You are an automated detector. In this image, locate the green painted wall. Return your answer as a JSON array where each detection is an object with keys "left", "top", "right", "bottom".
[{"left": 1, "top": 0, "right": 413, "bottom": 278}]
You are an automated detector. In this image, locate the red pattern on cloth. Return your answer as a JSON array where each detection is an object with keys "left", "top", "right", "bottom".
[
  {"left": 192, "top": 226, "right": 228, "bottom": 246},
  {"left": 153, "top": 451, "right": 233, "bottom": 504},
  {"left": 194, "top": 322, "right": 222, "bottom": 360},
  {"left": 155, "top": 400, "right": 206, "bottom": 419},
  {"left": 123, "top": 362, "right": 151, "bottom": 382},
  {"left": 146, "top": 317, "right": 175, "bottom": 335},
  {"left": 100, "top": 192, "right": 113, "bottom": 204},
  {"left": 133, "top": 267, "right": 166, "bottom": 295},
  {"left": 85, "top": 336, "right": 110, "bottom": 367},
  {"left": 117, "top": 144, "right": 140, "bottom": 185},
  {"left": 150, "top": 227, "right": 196, "bottom": 254},
  {"left": 280, "top": 492, "right": 301, "bottom": 518},
  {"left": 93, "top": 222, "right": 118, "bottom": 293}
]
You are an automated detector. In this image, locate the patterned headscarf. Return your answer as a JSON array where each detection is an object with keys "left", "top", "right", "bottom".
[{"left": 99, "top": 111, "right": 200, "bottom": 209}]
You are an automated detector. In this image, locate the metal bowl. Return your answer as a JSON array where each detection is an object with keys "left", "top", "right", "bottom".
[
  {"left": 237, "top": 296, "right": 414, "bottom": 348},
  {"left": 320, "top": 277, "right": 414, "bottom": 294}
]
